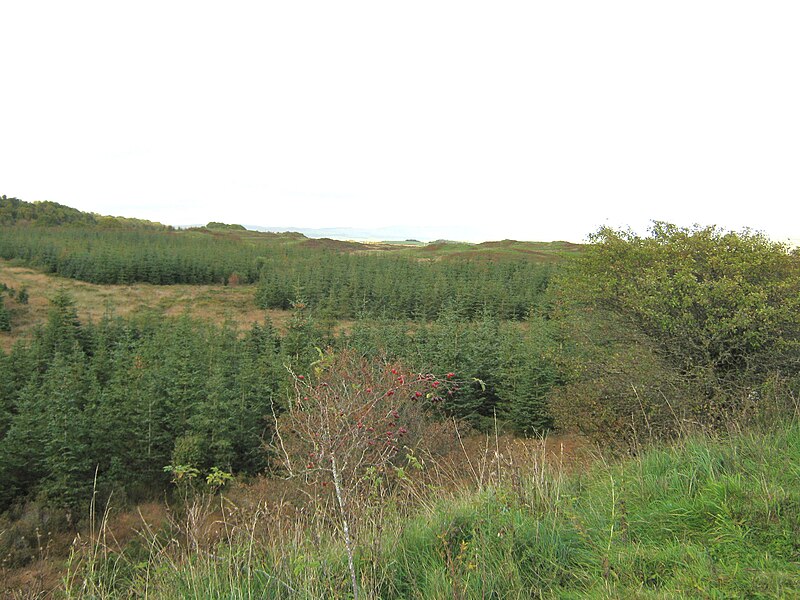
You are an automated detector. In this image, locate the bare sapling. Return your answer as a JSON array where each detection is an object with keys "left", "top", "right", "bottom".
[{"left": 275, "top": 349, "right": 455, "bottom": 600}]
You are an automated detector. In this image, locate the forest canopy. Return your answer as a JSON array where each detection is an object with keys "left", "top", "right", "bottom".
[{"left": 0, "top": 195, "right": 170, "bottom": 230}]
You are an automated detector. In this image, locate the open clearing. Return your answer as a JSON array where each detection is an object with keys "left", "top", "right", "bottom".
[{"left": 0, "top": 260, "right": 287, "bottom": 351}]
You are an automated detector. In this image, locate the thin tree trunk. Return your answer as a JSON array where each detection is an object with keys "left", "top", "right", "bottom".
[{"left": 331, "top": 453, "right": 359, "bottom": 600}]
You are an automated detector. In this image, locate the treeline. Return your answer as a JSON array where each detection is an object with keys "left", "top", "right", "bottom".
[
  {"left": 0, "top": 195, "right": 169, "bottom": 230},
  {"left": 0, "top": 226, "right": 264, "bottom": 285},
  {"left": 256, "top": 253, "right": 553, "bottom": 320},
  {"left": 0, "top": 294, "right": 559, "bottom": 512},
  {"left": 0, "top": 223, "right": 553, "bottom": 318}
]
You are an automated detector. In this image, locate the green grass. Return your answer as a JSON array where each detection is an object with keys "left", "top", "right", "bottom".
[{"left": 65, "top": 422, "right": 800, "bottom": 598}]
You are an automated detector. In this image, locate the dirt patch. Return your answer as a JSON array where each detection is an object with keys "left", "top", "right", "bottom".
[
  {"left": 1, "top": 558, "right": 64, "bottom": 598},
  {"left": 0, "top": 501, "right": 170, "bottom": 599},
  {"left": 429, "top": 426, "right": 592, "bottom": 489}
]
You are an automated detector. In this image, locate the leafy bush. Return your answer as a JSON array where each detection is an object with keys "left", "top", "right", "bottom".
[
  {"left": 549, "top": 309, "right": 693, "bottom": 449},
  {"left": 577, "top": 223, "right": 800, "bottom": 390},
  {"left": 552, "top": 223, "right": 800, "bottom": 443}
]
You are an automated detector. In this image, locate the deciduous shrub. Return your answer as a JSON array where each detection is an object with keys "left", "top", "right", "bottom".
[{"left": 551, "top": 223, "right": 800, "bottom": 445}]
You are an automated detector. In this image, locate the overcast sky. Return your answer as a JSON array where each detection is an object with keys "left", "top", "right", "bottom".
[{"left": 2, "top": 1, "right": 798, "bottom": 242}]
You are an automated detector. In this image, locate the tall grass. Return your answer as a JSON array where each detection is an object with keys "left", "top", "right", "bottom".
[{"left": 64, "top": 422, "right": 800, "bottom": 598}]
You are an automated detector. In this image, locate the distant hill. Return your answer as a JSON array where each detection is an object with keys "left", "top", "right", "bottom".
[
  {"left": 242, "top": 224, "right": 492, "bottom": 243},
  {"left": 1, "top": 196, "right": 583, "bottom": 262},
  {"left": 0, "top": 195, "right": 171, "bottom": 230}
]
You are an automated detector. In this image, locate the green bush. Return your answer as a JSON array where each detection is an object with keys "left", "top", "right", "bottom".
[
  {"left": 575, "top": 223, "right": 800, "bottom": 390},
  {"left": 551, "top": 223, "right": 800, "bottom": 442}
]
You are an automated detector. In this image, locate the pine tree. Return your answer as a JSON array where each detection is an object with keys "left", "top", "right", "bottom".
[{"left": 0, "top": 298, "right": 10, "bottom": 332}]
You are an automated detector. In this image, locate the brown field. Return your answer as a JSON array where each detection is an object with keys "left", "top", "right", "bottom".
[{"left": 0, "top": 260, "right": 290, "bottom": 352}]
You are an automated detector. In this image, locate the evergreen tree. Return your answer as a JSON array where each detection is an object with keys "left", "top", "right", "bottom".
[
  {"left": 39, "top": 351, "right": 94, "bottom": 508},
  {"left": 0, "top": 297, "right": 10, "bottom": 332},
  {"left": 496, "top": 319, "right": 558, "bottom": 435}
]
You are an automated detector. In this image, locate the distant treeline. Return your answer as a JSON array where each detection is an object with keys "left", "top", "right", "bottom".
[
  {"left": 0, "top": 223, "right": 554, "bottom": 320},
  {"left": 0, "top": 195, "right": 169, "bottom": 230},
  {"left": 256, "top": 253, "right": 553, "bottom": 320},
  {"left": 0, "top": 226, "right": 264, "bottom": 285}
]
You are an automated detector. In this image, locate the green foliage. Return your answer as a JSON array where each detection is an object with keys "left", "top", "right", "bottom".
[
  {"left": 344, "top": 312, "right": 559, "bottom": 433},
  {"left": 256, "top": 252, "right": 553, "bottom": 321},
  {"left": 0, "top": 296, "right": 283, "bottom": 511},
  {"left": 281, "top": 300, "right": 328, "bottom": 371},
  {"left": 0, "top": 226, "right": 262, "bottom": 285},
  {"left": 0, "top": 195, "right": 97, "bottom": 227},
  {"left": 496, "top": 316, "right": 559, "bottom": 435},
  {"left": 552, "top": 223, "right": 800, "bottom": 442},
  {"left": 0, "top": 221, "right": 553, "bottom": 315},
  {"left": 205, "top": 466, "right": 233, "bottom": 490},
  {"left": 1, "top": 196, "right": 556, "bottom": 320},
  {"left": 549, "top": 309, "right": 693, "bottom": 449},
  {"left": 171, "top": 434, "right": 208, "bottom": 470},
  {"left": 0, "top": 297, "right": 10, "bottom": 332},
  {"left": 205, "top": 221, "right": 246, "bottom": 231},
  {"left": 163, "top": 463, "right": 199, "bottom": 479},
  {"left": 576, "top": 223, "right": 800, "bottom": 388},
  {"left": 0, "top": 195, "right": 168, "bottom": 229}
]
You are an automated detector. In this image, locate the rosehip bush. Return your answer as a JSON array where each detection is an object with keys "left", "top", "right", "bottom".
[
  {"left": 276, "top": 349, "right": 455, "bottom": 503},
  {"left": 274, "top": 349, "right": 456, "bottom": 600}
]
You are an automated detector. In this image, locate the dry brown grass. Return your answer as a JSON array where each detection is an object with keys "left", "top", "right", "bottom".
[
  {"left": 0, "top": 423, "right": 589, "bottom": 598},
  {"left": 1, "top": 557, "right": 63, "bottom": 599},
  {"left": 0, "top": 260, "right": 290, "bottom": 351}
]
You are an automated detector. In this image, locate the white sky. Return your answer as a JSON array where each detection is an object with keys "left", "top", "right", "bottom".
[{"left": 1, "top": 1, "right": 798, "bottom": 243}]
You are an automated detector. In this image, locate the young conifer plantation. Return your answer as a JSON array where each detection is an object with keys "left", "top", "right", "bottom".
[{"left": 1, "top": 197, "right": 799, "bottom": 597}]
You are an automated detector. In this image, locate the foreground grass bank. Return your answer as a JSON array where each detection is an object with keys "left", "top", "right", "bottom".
[{"left": 65, "top": 421, "right": 800, "bottom": 599}]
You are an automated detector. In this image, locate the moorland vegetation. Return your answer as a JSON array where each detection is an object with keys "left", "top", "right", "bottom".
[{"left": 1, "top": 196, "right": 798, "bottom": 597}]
